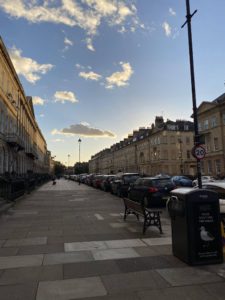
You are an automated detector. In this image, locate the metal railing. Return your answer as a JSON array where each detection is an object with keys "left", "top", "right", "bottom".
[{"left": 0, "top": 173, "right": 50, "bottom": 201}]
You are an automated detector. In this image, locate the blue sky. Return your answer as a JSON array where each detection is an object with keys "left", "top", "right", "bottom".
[{"left": 1, "top": 0, "right": 225, "bottom": 165}]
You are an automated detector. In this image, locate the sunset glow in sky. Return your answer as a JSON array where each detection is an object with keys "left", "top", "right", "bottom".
[{"left": 1, "top": 0, "right": 225, "bottom": 165}]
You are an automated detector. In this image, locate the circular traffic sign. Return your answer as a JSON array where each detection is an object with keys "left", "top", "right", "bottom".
[{"left": 192, "top": 145, "right": 206, "bottom": 160}]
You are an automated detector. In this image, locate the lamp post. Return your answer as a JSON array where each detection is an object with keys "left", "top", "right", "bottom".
[
  {"left": 67, "top": 154, "right": 70, "bottom": 167},
  {"left": 182, "top": 0, "right": 202, "bottom": 188},
  {"left": 78, "top": 138, "right": 81, "bottom": 174}
]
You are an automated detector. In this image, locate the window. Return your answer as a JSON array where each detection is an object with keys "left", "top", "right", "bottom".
[
  {"left": 223, "top": 113, "right": 225, "bottom": 125},
  {"left": 171, "top": 150, "right": 176, "bottom": 160},
  {"left": 163, "top": 150, "right": 168, "bottom": 159},
  {"left": 198, "top": 122, "right": 202, "bottom": 132},
  {"left": 161, "top": 136, "right": 167, "bottom": 144},
  {"left": 200, "top": 161, "right": 205, "bottom": 174},
  {"left": 187, "top": 150, "right": 191, "bottom": 159},
  {"left": 214, "top": 137, "right": 219, "bottom": 151},
  {"left": 203, "top": 119, "right": 209, "bottom": 130},
  {"left": 215, "top": 159, "right": 221, "bottom": 175},
  {"left": 184, "top": 125, "right": 189, "bottom": 130},
  {"left": 205, "top": 135, "right": 211, "bottom": 152},
  {"left": 1, "top": 70, "right": 4, "bottom": 91},
  {"left": 186, "top": 137, "right": 190, "bottom": 145},
  {"left": 170, "top": 136, "right": 175, "bottom": 144},
  {"left": 211, "top": 116, "right": 217, "bottom": 128},
  {"left": 208, "top": 160, "right": 212, "bottom": 174}
]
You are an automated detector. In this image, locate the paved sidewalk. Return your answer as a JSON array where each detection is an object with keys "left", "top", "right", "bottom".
[{"left": 0, "top": 178, "right": 225, "bottom": 299}]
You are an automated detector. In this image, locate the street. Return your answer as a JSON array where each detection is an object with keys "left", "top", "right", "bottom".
[{"left": 0, "top": 179, "right": 225, "bottom": 299}]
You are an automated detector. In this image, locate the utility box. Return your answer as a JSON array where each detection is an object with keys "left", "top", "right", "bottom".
[{"left": 169, "top": 188, "right": 223, "bottom": 265}]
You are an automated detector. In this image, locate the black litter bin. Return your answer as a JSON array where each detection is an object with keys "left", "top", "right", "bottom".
[{"left": 169, "top": 188, "right": 223, "bottom": 265}]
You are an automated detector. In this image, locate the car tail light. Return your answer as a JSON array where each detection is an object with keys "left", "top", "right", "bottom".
[{"left": 148, "top": 187, "right": 158, "bottom": 193}]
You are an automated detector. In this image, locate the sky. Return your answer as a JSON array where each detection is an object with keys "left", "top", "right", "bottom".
[{"left": 1, "top": 0, "right": 225, "bottom": 166}]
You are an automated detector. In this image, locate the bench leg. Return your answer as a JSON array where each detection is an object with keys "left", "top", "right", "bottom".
[
  {"left": 144, "top": 211, "right": 163, "bottom": 234},
  {"left": 124, "top": 207, "right": 128, "bottom": 220}
]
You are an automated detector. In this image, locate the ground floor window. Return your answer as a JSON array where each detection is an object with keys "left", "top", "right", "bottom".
[{"left": 215, "top": 159, "right": 221, "bottom": 175}]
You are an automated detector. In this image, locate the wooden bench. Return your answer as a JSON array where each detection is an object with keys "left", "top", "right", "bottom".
[{"left": 123, "top": 197, "right": 163, "bottom": 234}]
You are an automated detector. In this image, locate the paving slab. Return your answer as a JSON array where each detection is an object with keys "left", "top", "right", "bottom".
[
  {"left": 0, "top": 265, "right": 63, "bottom": 285},
  {"left": 137, "top": 285, "right": 215, "bottom": 300},
  {"left": 115, "top": 256, "right": 172, "bottom": 273},
  {"left": 201, "top": 282, "right": 225, "bottom": 299},
  {"left": 0, "top": 283, "right": 37, "bottom": 300},
  {"left": 92, "top": 248, "right": 140, "bottom": 261},
  {"left": 4, "top": 237, "right": 47, "bottom": 247},
  {"left": 36, "top": 276, "right": 107, "bottom": 300},
  {"left": 142, "top": 237, "right": 172, "bottom": 246},
  {"left": 0, "top": 240, "right": 5, "bottom": 247},
  {"left": 101, "top": 270, "right": 170, "bottom": 294},
  {"left": 43, "top": 251, "right": 94, "bottom": 265},
  {"left": 63, "top": 260, "right": 120, "bottom": 279},
  {"left": 156, "top": 267, "right": 223, "bottom": 286},
  {"left": 64, "top": 241, "right": 107, "bottom": 252},
  {"left": 105, "top": 239, "right": 146, "bottom": 249},
  {"left": 0, "top": 254, "right": 43, "bottom": 270},
  {"left": 0, "top": 247, "right": 19, "bottom": 256},
  {"left": 18, "top": 243, "right": 64, "bottom": 255}
]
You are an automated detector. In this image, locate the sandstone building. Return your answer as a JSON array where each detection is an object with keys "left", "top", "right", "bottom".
[
  {"left": 0, "top": 37, "right": 50, "bottom": 175},
  {"left": 89, "top": 117, "right": 196, "bottom": 176}
]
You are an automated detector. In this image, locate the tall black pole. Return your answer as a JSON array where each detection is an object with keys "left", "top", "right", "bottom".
[{"left": 182, "top": 0, "right": 202, "bottom": 188}]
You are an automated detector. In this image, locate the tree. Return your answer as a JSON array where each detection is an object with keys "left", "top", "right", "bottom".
[
  {"left": 54, "top": 161, "right": 65, "bottom": 176},
  {"left": 74, "top": 162, "right": 89, "bottom": 174}
]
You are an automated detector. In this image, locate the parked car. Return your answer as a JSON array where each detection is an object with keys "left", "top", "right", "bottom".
[
  {"left": 92, "top": 175, "right": 105, "bottom": 189},
  {"left": 111, "top": 173, "right": 140, "bottom": 197},
  {"left": 128, "top": 176, "right": 176, "bottom": 208},
  {"left": 100, "top": 175, "right": 116, "bottom": 192},
  {"left": 192, "top": 175, "right": 215, "bottom": 186},
  {"left": 167, "top": 181, "right": 225, "bottom": 215},
  {"left": 171, "top": 175, "right": 193, "bottom": 187}
]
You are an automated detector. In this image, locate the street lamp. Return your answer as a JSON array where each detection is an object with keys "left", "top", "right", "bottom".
[
  {"left": 67, "top": 154, "right": 70, "bottom": 168},
  {"left": 78, "top": 138, "right": 81, "bottom": 164}
]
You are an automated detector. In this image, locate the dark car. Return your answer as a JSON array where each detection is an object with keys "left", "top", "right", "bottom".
[
  {"left": 92, "top": 175, "right": 105, "bottom": 189},
  {"left": 100, "top": 175, "right": 116, "bottom": 192},
  {"left": 171, "top": 176, "right": 193, "bottom": 187},
  {"left": 128, "top": 177, "right": 176, "bottom": 208},
  {"left": 111, "top": 173, "right": 140, "bottom": 197}
]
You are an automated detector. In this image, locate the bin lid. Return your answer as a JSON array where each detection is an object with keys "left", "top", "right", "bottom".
[{"left": 170, "top": 187, "right": 194, "bottom": 195}]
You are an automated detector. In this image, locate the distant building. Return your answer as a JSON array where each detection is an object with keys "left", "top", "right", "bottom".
[
  {"left": 0, "top": 36, "right": 50, "bottom": 175},
  {"left": 89, "top": 117, "right": 196, "bottom": 176},
  {"left": 197, "top": 93, "right": 225, "bottom": 177}
]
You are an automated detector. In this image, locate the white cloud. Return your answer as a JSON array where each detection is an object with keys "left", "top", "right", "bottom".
[
  {"left": 162, "top": 21, "right": 172, "bottom": 37},
  {"left": 75, "top": 63, "right": 84, "bottom": 69},
  {"left": 169, "top": 8, "right": 176, "bottom": 16},
  {"left": 85, "top": 37, "right": 95, "bottom": 51},
  {"left": 0, "top": 1, "right": 142, "bottom": 51},
  {"left": 105, "top": 62, "right": 133, "bottom": 89},
  {"left": 32, "top": 96, "right": 45, "bottom": 105},
  {"left": 8, "top": 46, "right": 53, "bottom": 83},
  {"left": 39, "top": 114, "right": 45, "bottom": 117},
  {"left": 64, "top": 37, "right": 73, "bottom": 46},
  {"left": 79, "top": 71, "right": 101, "bottom": 81},
  {"left": 51, "top": 122, "right": 116, "bottom": 138},
  {"left": 52, "top": 138, "right": 64, "bottom": 142},
  {"left": 54, "top": 91, "right": 78, "bottom": 103}
]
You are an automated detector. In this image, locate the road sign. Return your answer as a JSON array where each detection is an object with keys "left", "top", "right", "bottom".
[{"left": 192, "top": 145, "right": 206, "bottom": 160}]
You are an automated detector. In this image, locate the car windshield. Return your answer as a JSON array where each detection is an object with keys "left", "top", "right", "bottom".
[
  {"left": 152, "top": 178, "right": 173, "bottom": 187},
  {"left": 124, "top": 175, "right": 139, "bottom": 183}
]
